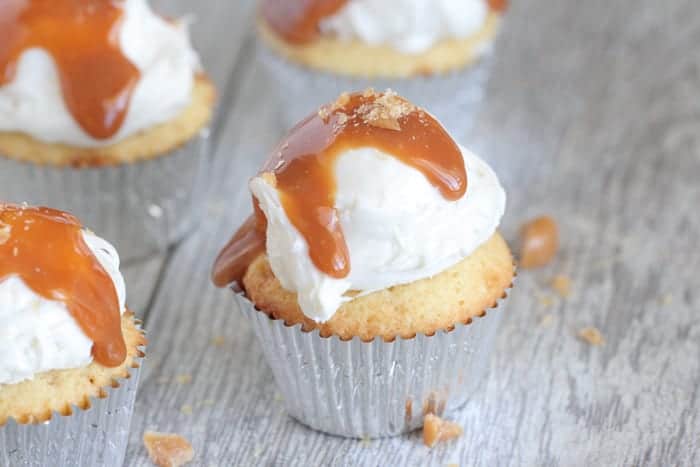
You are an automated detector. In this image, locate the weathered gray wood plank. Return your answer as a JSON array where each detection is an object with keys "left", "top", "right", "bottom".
[
  {"left": 125, "top": 0, "right": 700, "bottom": 465},
  {"left": 120, "top": 0, "right": 257, "bottom": 321}
]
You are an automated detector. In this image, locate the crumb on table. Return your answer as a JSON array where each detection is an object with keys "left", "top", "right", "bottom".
[
  {"left": 423, "top": 413, "right": 463, "bottom": 448},
  {"left": 175, "top": 374, "right": 192, "bottom": 385},
  {"left": 578, "top": 327, "right": 604, "bottom": 346},
  {"left": 519, "top": 216, "right": 559, "bottom": 269},
  {"left": 143, "top": 431, "right": 194, "bottom": 467},
  {"left": 550, "top": 274, "right": 572, "bottom": 297}
]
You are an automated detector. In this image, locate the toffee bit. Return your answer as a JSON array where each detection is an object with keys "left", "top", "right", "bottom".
[
  {"left": 317, "top": 106, "right": 330, "bottom": 121},
  {"left": 143, "top": 431, "right": 194, "bottom": 467},
  {"left": 333, "top": 91, "right": 351, "bottom": 110},
  {"left": 336, "top": 112, "right": 348, "bottom": 125},
  {"left": 423, "top": 413, "right": 463, "bottom": 448},
  {"left": 519, "top": 215, "right": 559, "bottom": 268},
  {"left": 355, "top": 89, "right": 416, "bottom": 131},
  {"left": 578, "top": 327, "right": 604, "bottom": 346}
]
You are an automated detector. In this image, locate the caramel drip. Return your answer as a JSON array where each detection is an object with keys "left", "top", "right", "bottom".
[
  {"left": 212, "top": 90, "right": 466, "bottom": 287},
  {"left": 261, "top": 0, "right": 348, "bottom": 43},
  {"left": 487, "top": 0, "right": 509, "bottom": 13},
  {"left": 0, "top": 204, "right": 125, "bottom": 367},
  {"left": 261, "top": 0, "right": 507, "bottom": 44},
  {"left": 0, "top": 0, "right": 140, "bottom": 139}
]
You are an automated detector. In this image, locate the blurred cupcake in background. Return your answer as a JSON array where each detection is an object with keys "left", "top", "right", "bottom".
[
  {"left": 212, "top": 90, "right": 514, "bottom": 438},
  {"left": 258, "top": 0, "right": 507, "bottom": 136},
  {"left": 0, "top": 0, "right": 216, "bottom": 261},
  {"left": 0, "top": 203, "right": 146, "bottom": 467}
]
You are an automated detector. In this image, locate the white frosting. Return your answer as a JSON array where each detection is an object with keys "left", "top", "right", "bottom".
[
  {"left": 251, "top": 144, "right": 506, "bottom": 323},
  {"left": 0, "top": 231, "right": 126, "bottom": 385},
  {"left": 319, "top": 0, "right": 489, "bottom": 54},
  {"left": 0, "top": 0, "right": 200, "bottom": 147}
]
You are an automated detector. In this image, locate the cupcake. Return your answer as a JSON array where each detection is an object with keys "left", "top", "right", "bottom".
[
  {"left": 257, "top": 0, "right": 507, "bottom": 135},
  {"left": 212, "top": 90, "right": 514, "bottom": 438},
  {"left": 0, "top": 0, "right": 216, "bottom": 261},
  {"left": 0, "top": 203, "right": 146, "bottom": 466}
]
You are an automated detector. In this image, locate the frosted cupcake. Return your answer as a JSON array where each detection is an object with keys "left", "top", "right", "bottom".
[
  {"left": 0, "top": 0, "right": 216, "bottom": 261},
  {"left": 258, "top": 0, "right": 507, "bottom": 135},
  {"left": 212, "top": 90, "right": 514, "bottom": 438},
  {"left": 0, "top": 203, "right": 146, "bottom": 466}
]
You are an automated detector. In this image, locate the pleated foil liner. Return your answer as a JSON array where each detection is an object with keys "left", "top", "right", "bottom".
[
  {"left": 0, "top": 129, "right": 210, "bottom": 262},
  {"left": 258, "top": 44, "right": 494, "bottom": 138},
  {"left": 0, "top": 357, "right": 143, "bottom": 467},
  {"left": 235, "top": 292, "right": 505, "bottom": 439}
]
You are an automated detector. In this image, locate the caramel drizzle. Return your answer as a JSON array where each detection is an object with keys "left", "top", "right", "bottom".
[
  {"left": 212, "top": 90, "right": 466, "bottom": 287},
  {"left": 261, "top": 0, "right": 508, "bottom": 44},
  {"left": 0, "top": 204, "right": 125, "bottom": 367},
  {"left": 0, "top": 0, "right": 140, "bottom": 139}
]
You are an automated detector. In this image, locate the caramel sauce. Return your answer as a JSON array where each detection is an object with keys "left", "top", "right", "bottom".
[
  {"left": 212, "top": 90, "right": 466, "bottom": 287},
  {"left": 261, "top": 0, "right": 508, "bottom": 44},
  {"left": 0, "top": 204, "right": 125, "bottom": 367},
  {"left": 0, "top": 0, "right": 140, "bottom": 139},
  {"left": 487, "top": 0, "right": 509, "bottom": 13},
  {"left": 261, "top": 0, "right": 348, "bottom": 44}
]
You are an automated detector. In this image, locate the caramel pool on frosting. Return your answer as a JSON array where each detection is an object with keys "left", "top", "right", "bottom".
[
  {"left": 0, "top": 204, "right": 125, "bottom": 367},
  {"left": 0, "top": 0, "right": 140, "bottom": 139},
  {"left": 212, "top": 89, "right": 466, "bottom": 287},
  {"left": 260, "top": 0, "right": 508, "bottom": 44}
]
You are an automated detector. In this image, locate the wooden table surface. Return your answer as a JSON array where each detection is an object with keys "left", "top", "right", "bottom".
[{"left": 123, "top": 0, "right": 700, "bottom": 465}]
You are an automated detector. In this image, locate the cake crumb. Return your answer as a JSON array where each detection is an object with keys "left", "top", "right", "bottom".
[
  {"left": 175, "top": 374, "right": 192, "bottom": 385},
  {"left": 360, "top": 436, "right": 372, "bottom": 447},
  {"left": 540, "top": 314, "right": 554, "bottom": 327},
  {"left": 658, "top": 294, "right": 673, "bottom": 305},
  {"left": 578, "top": 327, "right": 604, "bottom": 346},
  {"left": 210, "top": 335, "right": 226, "bottom": 347},
  {"left": 180, "top": 404, "right": 193, "bottom": 415},
  {"left": 423, "top": 414, "right": 463, "bottom": 448},
  {"left": 537, "top": 294, "right": 555, "bottom": 308},
  {"left": 519, "top": 216, "right": 559, "bottom": 268},
  {"left": 143, "top": 431, "right": 194, "bottom": 467},
  {"left": 550, "top": 274, "right": 572, "bottom": 297}
]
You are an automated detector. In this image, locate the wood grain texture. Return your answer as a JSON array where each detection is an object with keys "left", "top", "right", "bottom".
[{"left": 124, "top": 0, "right": 700, "bottom": 465}]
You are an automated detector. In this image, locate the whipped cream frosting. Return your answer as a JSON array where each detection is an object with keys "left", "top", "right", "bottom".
[
  {"left": 0, "top": 231, "right": 126, "bottom": 385},
  {"left": 251, "top": 143, "right": 506, "bottom": 323},
  {"left": 0, "top": 0, "right": 200, "bottom": 147},
  {"left": 319, "top": 0, "right": 489, "bottom": 54}
]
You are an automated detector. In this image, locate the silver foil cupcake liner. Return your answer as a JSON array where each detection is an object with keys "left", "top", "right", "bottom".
[
  {"left": 258, "top": 44, "right": 494, "bottom": 138},
  {"left": 0, "top": 355, "right": 143, "bottom": 467},
  {"left": 235, "top": 292, "right": 506, "bottom": 439},
  {"left": 0, "top": 129, "right": 210, "bottom": 262}
]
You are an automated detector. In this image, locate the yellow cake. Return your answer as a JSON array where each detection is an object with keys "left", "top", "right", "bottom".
[
  {"left": 0, "top": 76, "right": 215, "bottom": 167},
  {"left": 243, "top": 233, "right": 514, "bottom": 340},
  {"left": 0, "top": 313, "right": 145, "bottom": 426},
  {"left": 257, "top": 12, "right": 501, "bottom": 78}
]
